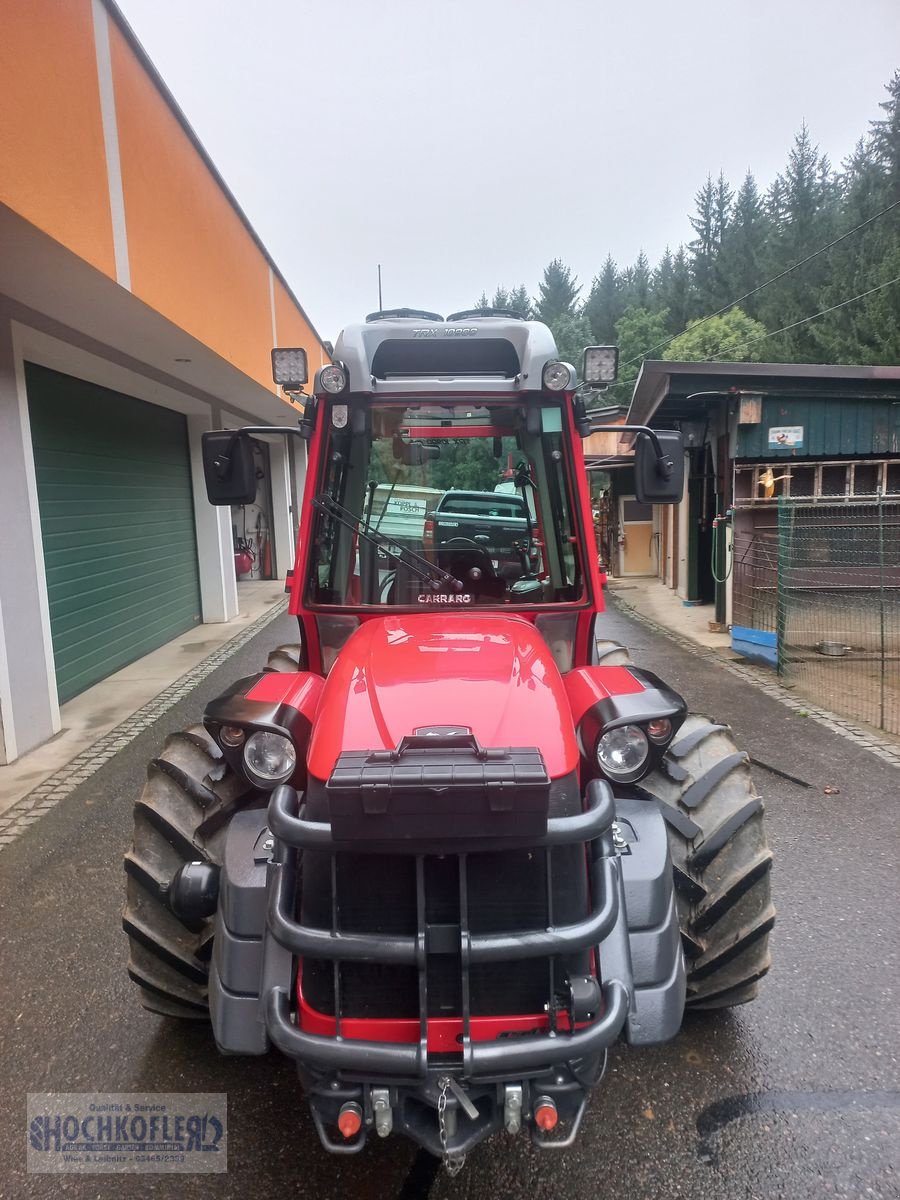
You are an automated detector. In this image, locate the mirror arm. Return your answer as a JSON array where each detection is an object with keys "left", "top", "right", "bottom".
[
  {"left": 209, "top": 422, "right": 313, "bottom": 486},
  {"left": 588, "top": 423, "right": 675, "bottom": 479}
]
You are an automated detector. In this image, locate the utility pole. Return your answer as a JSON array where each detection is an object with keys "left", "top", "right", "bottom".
[{"left": 377, "top": 264, "right": 383, "bottom": 312}]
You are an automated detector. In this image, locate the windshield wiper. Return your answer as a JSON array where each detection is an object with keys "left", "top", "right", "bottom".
[{"left": 312, "top": 495, "right": 464, "bottom": 594}]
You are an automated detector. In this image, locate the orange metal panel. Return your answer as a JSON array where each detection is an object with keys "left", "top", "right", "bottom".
[
  {"left": 109, "top": 23, "right": 275, "bottom": 390},
  {"left": 274, "top": 279, "right": 326, "bottom": 366},
  {"left": 0, "top": 0, "right": 116, "bottom": 277}
]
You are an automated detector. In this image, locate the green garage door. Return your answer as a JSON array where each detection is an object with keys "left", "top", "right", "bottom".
[{"left": 27, "top": 363, "right": 202, "bottom": 703}]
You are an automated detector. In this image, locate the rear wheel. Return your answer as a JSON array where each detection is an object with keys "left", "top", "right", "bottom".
[
  {"left": 122, "top": 646, "right": 302, "bottom": 1018},
  {"left": 597, "top": 641, "right": 775, "bottom": 1008}
]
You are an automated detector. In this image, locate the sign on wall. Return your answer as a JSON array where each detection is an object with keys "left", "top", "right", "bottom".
[{"left": 767, "top": 425, "right": 804, "bottom": 450}]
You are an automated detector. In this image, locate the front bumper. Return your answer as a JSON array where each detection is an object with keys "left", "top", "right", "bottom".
[{"left": 262, "top": 777, "right": 632, "bottom": 1078}]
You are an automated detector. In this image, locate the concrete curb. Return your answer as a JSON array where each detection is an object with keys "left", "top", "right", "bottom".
[{"left": 0, "top": 598, "right": 289, "bottom": 852}]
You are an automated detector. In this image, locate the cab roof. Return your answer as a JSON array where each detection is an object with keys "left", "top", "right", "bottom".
[{"left": 331, "top": 313, "right": 559, "bottom": 396}]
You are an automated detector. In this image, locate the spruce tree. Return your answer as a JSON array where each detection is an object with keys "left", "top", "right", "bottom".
[
  {"left": 534, "top": 259, "right": 580, "bottom": 323},
  {"left": 584, "top": 256, "right": 623, "bottom": 342}
]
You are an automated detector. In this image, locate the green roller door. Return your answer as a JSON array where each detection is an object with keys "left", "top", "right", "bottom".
[{"left": 27, "top": 363, "right": 202, "bottom": 703}]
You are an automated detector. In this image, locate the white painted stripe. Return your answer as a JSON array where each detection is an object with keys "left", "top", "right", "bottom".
[
  {"left": 92, "top": 0, "right": 131, "bottom": 289},
  {"left": 268, "top": 266, "right": 278, "bottom": 349}
]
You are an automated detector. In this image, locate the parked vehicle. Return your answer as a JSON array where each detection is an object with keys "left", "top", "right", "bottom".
[
  {"left": 124, "top": 309, "right": 773, "bottom": 1167},
  {"left": 424, "top": 489, "right": 534, "bottom": 579}
]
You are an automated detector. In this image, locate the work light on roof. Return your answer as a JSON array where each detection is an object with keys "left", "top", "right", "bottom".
[
  {"left": 582, "top": 346, "right": 619, "bottom": 386},
  {"left": 271, "top": 347, "right": 309, "bottom": 389},
  {"left": 542, "top": 361, "right": 576, "bottom": 392},
  {"left": 320, "top": 364, "right": 348, "bottom": 395}
]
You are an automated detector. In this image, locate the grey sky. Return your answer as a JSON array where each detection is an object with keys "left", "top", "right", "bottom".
[{"left": 116, "top": 0, "right": 899, "bottom": 343}]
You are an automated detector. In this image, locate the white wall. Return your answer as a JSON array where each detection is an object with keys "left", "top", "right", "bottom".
[
  {"left": 0, "top": 310, "right": 293, "bottom": 762},
  {"left": 0, "top": 317, "right": 60, "bottom": 761}
]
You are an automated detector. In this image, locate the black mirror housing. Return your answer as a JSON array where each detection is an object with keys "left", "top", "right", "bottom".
[
  {"left": 634, "top": 430, "right": 685, "bottom": 504},
  {"left": 201, "top": 432, "right": 257, "bottom": 505}
]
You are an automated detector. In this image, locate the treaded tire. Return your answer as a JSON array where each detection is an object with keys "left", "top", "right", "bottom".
[
  {"left": 123, "top": 645, "right": 304, "bottom": 1019},
  {"left": 593, "top": 639, "right": 635, "bottom": 666},
  {"left": 597, "top": 641, "right": 775, "bottom": 1009}
]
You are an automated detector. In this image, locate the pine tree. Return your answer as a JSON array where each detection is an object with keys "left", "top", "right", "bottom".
[
  {"left": 689, "top": 172, "right": 731, "bottom": 311},
  {"left": 869, "top": 69, "right": 900, "bottom": 200},
  {"left": 720, "top": 171, "right": 768, "bottom": 315},
  {"left": 584, "top": 256, "right": 623, "bottom": 342},
  {"left": 632, "top": 250, "right": 652, "bottom": 309},
  {"left": 534, "top": 259, "right": 580, "bottom": 323},
  {"left": 506, "top": 284, "right": 534, "bottom": 319},
  {"left": 668, "top": 245, "right": 694, "bottom": 333},
  {"left": 811, "top": 81, "right": 900, "bottom": 363},
  {"left": 760, "top": 123, "right": 839, "bottom": 358}
]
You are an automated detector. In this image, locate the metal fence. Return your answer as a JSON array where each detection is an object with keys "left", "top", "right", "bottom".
[
  {"left": 732, "top": 525, "right": 778, "bottom": 637},
  {"left": 777, "top": 498, "right": 900, "bottom": 736}
]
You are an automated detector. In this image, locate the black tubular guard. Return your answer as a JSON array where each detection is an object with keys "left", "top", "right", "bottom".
[{"left": 262, "top": 778, "right": 632, "bottom": 1078}]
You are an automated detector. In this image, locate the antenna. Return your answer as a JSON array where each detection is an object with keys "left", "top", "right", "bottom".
[{"left": 377, "top": 264, "right": 383, "bottom": 312}]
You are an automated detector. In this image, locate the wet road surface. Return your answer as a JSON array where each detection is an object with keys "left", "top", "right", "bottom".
[{"left": 0, "top": 605, "right": 898, "bottom": 1198}]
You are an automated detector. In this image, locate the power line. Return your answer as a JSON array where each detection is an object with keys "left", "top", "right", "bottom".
[
  {"left": 710, "top": 273, "right": 900, "bottom": 360},
  {"left": 622, "top": 197, "right": 900, "bottom": 366}
]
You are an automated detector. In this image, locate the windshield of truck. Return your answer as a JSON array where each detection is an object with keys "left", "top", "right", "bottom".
[{"left": 307, "top": 400, "right": 585, "bottom": 607}]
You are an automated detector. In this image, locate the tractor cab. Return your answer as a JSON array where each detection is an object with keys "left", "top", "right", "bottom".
[{"left": 202, "top": 309, "right": 682, "bottom": 676}]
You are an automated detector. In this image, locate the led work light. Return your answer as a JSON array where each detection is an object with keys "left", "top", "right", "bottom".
[
  {"left": 271, "top": 347, "right": 309, "bottom": 389},
  {"left": 582, "top": 346, "right": 619, "bottom": 386}
]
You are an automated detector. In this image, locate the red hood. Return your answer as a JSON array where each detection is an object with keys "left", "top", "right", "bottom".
[{"left": 306, "top": 615, "right": 578, "bottom": 781}]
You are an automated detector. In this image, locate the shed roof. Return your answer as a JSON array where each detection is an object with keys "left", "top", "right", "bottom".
[{"left": 628, "top": 360, "right": 900, "bottom": 427}]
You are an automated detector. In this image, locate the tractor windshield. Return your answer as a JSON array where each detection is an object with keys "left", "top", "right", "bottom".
[{"left": 307, "top": 399, "right": 586, "bottom": 607}]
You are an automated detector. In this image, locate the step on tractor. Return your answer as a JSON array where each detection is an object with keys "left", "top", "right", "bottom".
[{"left": 123, "top": 310, "right": 774, "bottom": 1167}]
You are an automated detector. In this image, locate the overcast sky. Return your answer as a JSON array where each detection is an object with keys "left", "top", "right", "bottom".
[{"left": 116, "top": 0, "right": 899, "bottom": 343}]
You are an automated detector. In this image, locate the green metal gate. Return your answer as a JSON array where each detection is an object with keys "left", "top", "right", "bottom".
[{"left": 27, "top": 363, "right": 202, "bottom": 703}]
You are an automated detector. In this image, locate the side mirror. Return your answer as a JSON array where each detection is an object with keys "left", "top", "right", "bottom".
[
  {"left": 634, "top": 430, "right": 685, "bottom": 504},
  {"left": 201, "top": 432, "right": 257, "bottom": 505}
]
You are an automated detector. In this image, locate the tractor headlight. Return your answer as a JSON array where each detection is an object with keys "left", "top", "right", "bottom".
[
  {"left": 596, "top": 724, "right": 649, "bottom": 781},
  {"left": 320, "top": 364, "right": 348, "bottom": 394},
  {"left": 243, "top": 731, "right": 297, "bottom": 785},
  {"left": 542, "top": 361, "right": 575, "bottom": 392}
]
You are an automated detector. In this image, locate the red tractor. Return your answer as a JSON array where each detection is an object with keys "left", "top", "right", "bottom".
[{"left": 124, "top": 310, "right": 773, "bottom": 1166}]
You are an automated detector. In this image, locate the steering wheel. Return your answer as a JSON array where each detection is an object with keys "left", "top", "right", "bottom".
[{"left": 436, "top": 537, "right": 506, "bottom": 599}]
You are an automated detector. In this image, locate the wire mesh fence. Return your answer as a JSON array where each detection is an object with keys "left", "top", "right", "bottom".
[
  {"left": 776, "top": 497, "right": 900, "bottom": 735},
  {"left": 732, "top": 523, "right": 778, "bottom": 637}
]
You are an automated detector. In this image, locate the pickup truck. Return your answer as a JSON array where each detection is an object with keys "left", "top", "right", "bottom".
[{"left": 423, "top": 489, "right": 533, "bottom": 578}]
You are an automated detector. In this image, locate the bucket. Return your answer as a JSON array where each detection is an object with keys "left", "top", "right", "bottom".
[{"left": 816, "top": 641, "right": 850, "bottom": 657}]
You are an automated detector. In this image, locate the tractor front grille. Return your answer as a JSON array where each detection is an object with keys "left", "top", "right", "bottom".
[{"left": 300, "top": 839, "right": 588, "bottom": 1020}]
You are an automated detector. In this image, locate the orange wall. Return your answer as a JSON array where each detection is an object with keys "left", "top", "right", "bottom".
[
  {"left": 274, "top": 278, "right": 327, "bottom": 368},
  {"left": 109, "top": 22, "right": 280, "bottom": 392},
  {"left": 0, "top": 0, "right": 323, "bottom": 398},
  {"left": 0, "top": 0, "right": 116, "bottom": 278}
]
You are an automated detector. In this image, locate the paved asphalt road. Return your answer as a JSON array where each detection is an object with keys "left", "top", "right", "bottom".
[{"left": 1, "top": 605, "right": 898, "bottom": 1199}]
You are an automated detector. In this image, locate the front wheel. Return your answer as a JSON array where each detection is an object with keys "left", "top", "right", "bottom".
[
  {"left": 122, "top": 645, "right": 302, "bottom": 1018},
  {"left": 637, "top": 714, "right": 775, "bottom": 1008}
]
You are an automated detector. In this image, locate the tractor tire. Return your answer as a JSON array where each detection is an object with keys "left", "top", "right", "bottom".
[
  {"left": 593, "top": 638, "right": 635, "bottom": 666},
  {"left": 122, "top": 645, "right": 303, "bottom": 1019},
  {"left": 597, "top": 641, "right": 775, "bottom": 1009}
]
